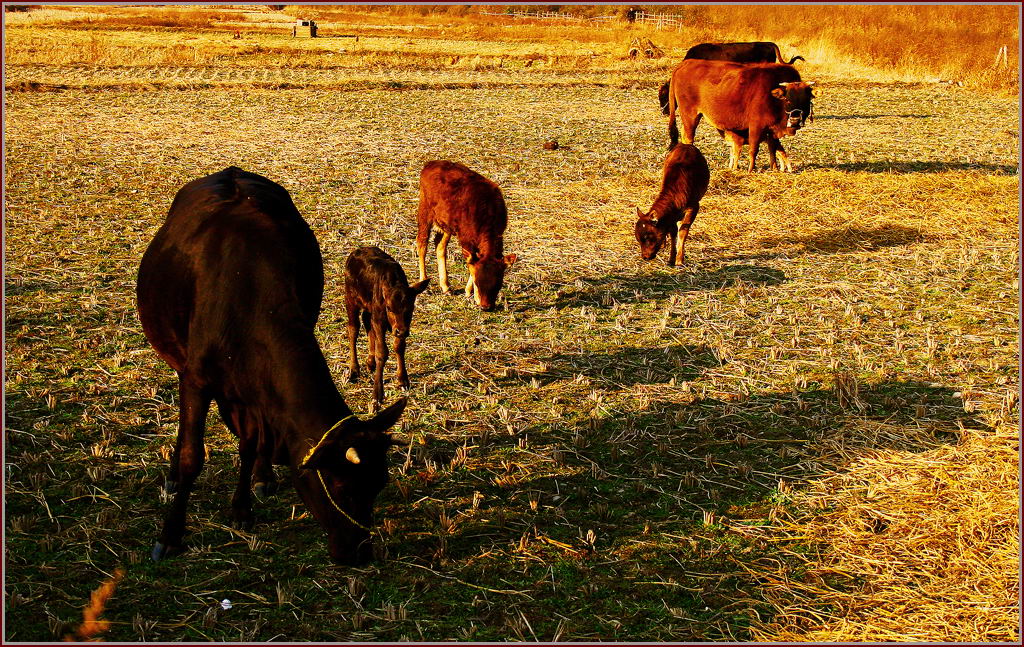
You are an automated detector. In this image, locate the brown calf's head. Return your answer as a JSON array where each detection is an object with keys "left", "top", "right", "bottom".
[
  {"left": 467, "top": 252, "right": 517, "bottom": 311},
  {"left": 298, "top": 397, "right": 408, "bottom": 565},
  {"left": 634, "top": 208, "right": 666, "bottom": 261},
  {"left": 386, "top": 279, "right": 429, "bottom": 338},
  {"left": 772, "top": 81, "right": 817, "bottom": 133}
]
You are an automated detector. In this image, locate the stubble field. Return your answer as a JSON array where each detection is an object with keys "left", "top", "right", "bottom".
[{"left": 3, "top": 7, "right": 1020, "bottom": 644}]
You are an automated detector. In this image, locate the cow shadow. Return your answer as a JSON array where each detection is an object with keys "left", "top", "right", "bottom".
[
  {"left": 495, "top": 343, "right": 720, "bottom": 389},
  {"left": 803, "top": 160, "right": 1019, "bottom": 175},
  {"left": 543, "top": 264, "right": 786, "bottom": 310},
  {"left": 715, "top": 223, "right": 926, "bottom": 263},
  {"left": 816, "top": 114, "right": 934, "bottom": 120}
]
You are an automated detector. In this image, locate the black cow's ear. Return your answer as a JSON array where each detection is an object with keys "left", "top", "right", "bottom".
[
  {"left": 409, "top": 279, "right": 430, "bottom": 295},
  {"left": 368, "top": 397, "right": 407, "bottom": 434},
  {"left": 300, "top": 423, "right": 347, "bottom": 469}
]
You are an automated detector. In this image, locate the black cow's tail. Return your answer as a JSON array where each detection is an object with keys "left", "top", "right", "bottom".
[{"left": 787, "top": 55, "right": 806, "bottom": 64}]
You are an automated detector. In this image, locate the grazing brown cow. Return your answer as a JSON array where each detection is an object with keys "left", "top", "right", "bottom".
[
  {"left": 137, "top": 167, "right": 407, "bottom": 565},
  {"left": 658, "top": 42, "right": 804, "bottom": 115},
  {"left": 344, "top": 246, "right": 428, "bottom": 411},
  {"left": 415, "top": 160, "right": 517, "bottom": 311},
  {"left": 634, "top": 144, "right": 710, "bottom": 267},
  {"left": 667, "top": 59, "right": 817, "bottom": 172}
]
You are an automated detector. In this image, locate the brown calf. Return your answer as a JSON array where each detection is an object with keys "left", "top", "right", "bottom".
[
  {"left": 345, "top": 246, "right": 428, "bottom": 411},
  {"left": 634, "top": 144, "right": 710, "bottom": 267},
  {"left": 415, "top": 160, "right": 517, "bottom": 311}
]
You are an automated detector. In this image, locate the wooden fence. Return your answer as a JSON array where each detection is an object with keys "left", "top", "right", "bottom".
[{"left": 479, "top": 10, "right": 686, "bottom": 30}]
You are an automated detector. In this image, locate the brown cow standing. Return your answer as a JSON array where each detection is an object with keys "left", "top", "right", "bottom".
[
  {"left": 667, "top": 59, "right": 817, "bottom": 172},
  {"left": 344, "top": 246, "right": 428, "bottom": 411},
  {"left": 137, "top": 167, "right": 407, "bottom": 565},
  {"left": 634, "top": 144, "right": 710, "bottom": 267},
  {"left": 415, "top": 161, "right": 517, "bottom": 311}
]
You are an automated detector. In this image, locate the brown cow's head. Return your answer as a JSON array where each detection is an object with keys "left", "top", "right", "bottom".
[
  {"left": 634, "top": 208, "right": 665, "bottom": 261},
  {"left": 467, "top": 252, "right": 517, "bottom": 311},
  {"left": 386, "top": 279, "right": 429, "bottom": 338},
  {"left": 298, "top": 398, "right": 408, "bottom": 565},
  {"left": 772, "top": 81, "right": 816, "bottom": 134}
]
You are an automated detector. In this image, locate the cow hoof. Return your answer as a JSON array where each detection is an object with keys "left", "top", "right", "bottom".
[
  {"left": 345, "top": 371, "right": 359, "bottom": 384},
  {"left": 151, "top": 541, "right": 183, "bottom": 562},
  {"left": 231, "top": 519, "right": 254, "bottom": 531},
  {"left": 254, "top": 481, "right": 278, "bottom": 498},
  {"left": 163, "top": 480, "right": 178, "bottom": 494}
]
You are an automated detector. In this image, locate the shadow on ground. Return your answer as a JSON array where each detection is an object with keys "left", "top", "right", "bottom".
[{"left": 805, "top": 160, "right": 1018, "bottom": 175}]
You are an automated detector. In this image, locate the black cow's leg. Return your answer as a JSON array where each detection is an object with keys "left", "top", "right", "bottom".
[
  {"left": 346, "top": 300, "right": 361, "bottom": 383},
  {"left": 677, "top": 205, "right": 699, "bottom": 266},
  {"left": 748, "top": 130, "right": 764, "bottom": 172},
  {"left": 153, "top": 378, "right": 210, "bottom": 561},
  {"left": 252, "top": 453, "right": 278, "bottom": 498},
  {"left": 231, "top": 435, "right": 256, "bottom": 531}
]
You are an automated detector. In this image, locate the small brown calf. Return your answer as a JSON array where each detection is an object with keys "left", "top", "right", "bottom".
[
  {"left": 415, "top": 160, "right": 517, "bottom": 311},
  {"left": 345, "top": 246, "right": 428, "bottom": 410},
  {"left": 634, "top": 143, "right": 710, "bottom": 267}
]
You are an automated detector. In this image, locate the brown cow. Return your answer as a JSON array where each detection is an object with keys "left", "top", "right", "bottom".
[
  {"left": 634, "top": 144, "right": 710, "bottom": 267},
  {"left": 345, "top": 246, "right": 429, "bottom": 411},
  {"left": 137, "top": 167, "right": 407, "bottom": 565},
  {"left": 667, "top": 59, "right": 817, "bottom": 172},
  {"left": 415, "top": 160, "right": 517, "bottom": 311}
]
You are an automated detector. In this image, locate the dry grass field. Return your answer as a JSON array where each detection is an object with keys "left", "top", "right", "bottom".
[{"left": 3, "top": 4, "right": 1020, "bottom": 643}]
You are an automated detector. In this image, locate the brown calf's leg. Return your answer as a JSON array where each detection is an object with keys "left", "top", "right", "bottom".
[
  {"left": 666, "top": 226, "right": 678, "bottom": 268},
  {"left": 346, "top": 300, "right": 361, "bottom": 382},
  {"left": 154, "top": 377, "right": 210, "bottom": 561},
  {"left": 724, "top": 131, "right": 743, "bottom": 170},
  {"left": 362, "top": 311, "right": 376, "bottom": 373},
  {"left": 415, "top": 215, "right": 432, "bottom": 282},
  {"left": 676, "top": 205, "right": 699, "bottom": 265},
  {"left": 371, "top": 317, "right": 389, "bottom": 412},
  {"left": 770, "top": 137, "right": 792, "bottom": 172},
  {"left": 393, "top": 334, "right": 410, "bottom": 389},
  {"left": 747, "top": 130, "right": 764, "bottom": 172},
  {"left": 436, "top": 232, "right": 452, "bottom": 293},
  {"left": 682, "top": 112, "right": 702, "bottom": 145}
]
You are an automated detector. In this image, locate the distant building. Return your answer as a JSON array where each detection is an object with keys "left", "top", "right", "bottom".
[{"left": 292, "top": 19, "right": 317, "bottom": 38}]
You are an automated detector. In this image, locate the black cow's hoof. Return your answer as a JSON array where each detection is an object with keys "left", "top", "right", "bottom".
[
  {"left": 163, "top": 480, "right": 178, "bottom": 494},
  {"left": 254, "top": 481, "right": 278, "bottom": 498},
  {"left": 231, "top": 519, "right": 254, "bottom": 531},
  {"left": 151, "top": 541, "right": 183, "bottom": 562}
]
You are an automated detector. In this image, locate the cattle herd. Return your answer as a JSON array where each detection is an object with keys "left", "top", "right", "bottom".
[{"left": 136, "top": 41, "right": 814, "bottom": 564}]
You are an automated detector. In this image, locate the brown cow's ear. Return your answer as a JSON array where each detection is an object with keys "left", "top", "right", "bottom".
[
  {"left": 771, "top": 88, "right": 786, "bottom": 99},
  {"left": 503, "top": 253, "right": 518, "bottom": 267},
  {"left": 409, "top": 279, "right": 430, "bottom": 295}
]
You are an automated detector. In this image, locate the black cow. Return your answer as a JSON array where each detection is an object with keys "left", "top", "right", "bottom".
[
  {"left": 137, "top": 166, "right": 407, "bottom": 565},
  {"left": 659, "top": 41, "right": 805, "bottom": 114}
]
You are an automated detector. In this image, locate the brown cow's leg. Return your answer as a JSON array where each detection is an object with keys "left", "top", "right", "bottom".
[
  {"left": 362, "top": 311, "right": 375, "bottom": 373},
  {"left": 724, "top": 132, "right": 743, "bottom": 170},
  {"left": 371, "top": 318, "right": 389, "bottom": 412},
  {"left": 436, "top": 232, "right": 452, "bottom": 293},
  {"left": 394, "top": 334, "right": 409, "bottom": 389},
  {"left": 153, "top": 377, "right": 210, "bottom": 560},
  {"left": 676, "top": 205, "right": 699, "bottom": 265},
  {"left": 346, "top": 300, "right": 361, "bottom": 383},
  {"left": 747, "top": 130, "right": 764, "bottom": 172}
]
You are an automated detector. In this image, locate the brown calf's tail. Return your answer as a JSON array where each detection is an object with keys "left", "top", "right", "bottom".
[{"left": 787, "top": 55, "right": 805, "bottom": 64}]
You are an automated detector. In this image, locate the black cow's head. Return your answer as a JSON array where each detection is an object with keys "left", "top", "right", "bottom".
[
  {"left": 386, "top": 279, "right": 429, "bottom": 338},
  {"left": 634, "top": 208, "right": 666, "bottom": 261},
  {"left": 298, "top": 398, "right": 408, "bottom": 565},
  {"left": 772, "top": 81, "right": 817, "bottom": 134}
]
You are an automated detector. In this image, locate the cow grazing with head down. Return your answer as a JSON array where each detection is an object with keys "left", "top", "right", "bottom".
[
  {"left": 344, "top": 246, "right": 428, "bottom": 411},
  {"left": 137, "top": 166, "right": 407, "bottom": 566},
  {"left": 658, "top": 41, "right": 804, "bottom": 115},
  {"left": 667, "top": 59, "right": 817, "bottom": 172},
  {"left": 415, "top": 160, "right": 517, "bottom": 311},
  {"left": 634, "top": 143, "right": 710, "bottom": 267}
]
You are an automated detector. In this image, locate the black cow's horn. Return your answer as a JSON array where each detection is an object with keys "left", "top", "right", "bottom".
[{"left": 345, "top": 446, "right": 361, "bottom": 464}]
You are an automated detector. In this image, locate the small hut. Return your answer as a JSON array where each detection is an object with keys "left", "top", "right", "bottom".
[{"left": 292, "top": 19, "right": 317, "bottom": 38}]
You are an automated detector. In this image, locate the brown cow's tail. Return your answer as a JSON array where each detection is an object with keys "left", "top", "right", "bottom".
[{"left": 667, "top": 77, "right": 679, "bottom": 151}]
